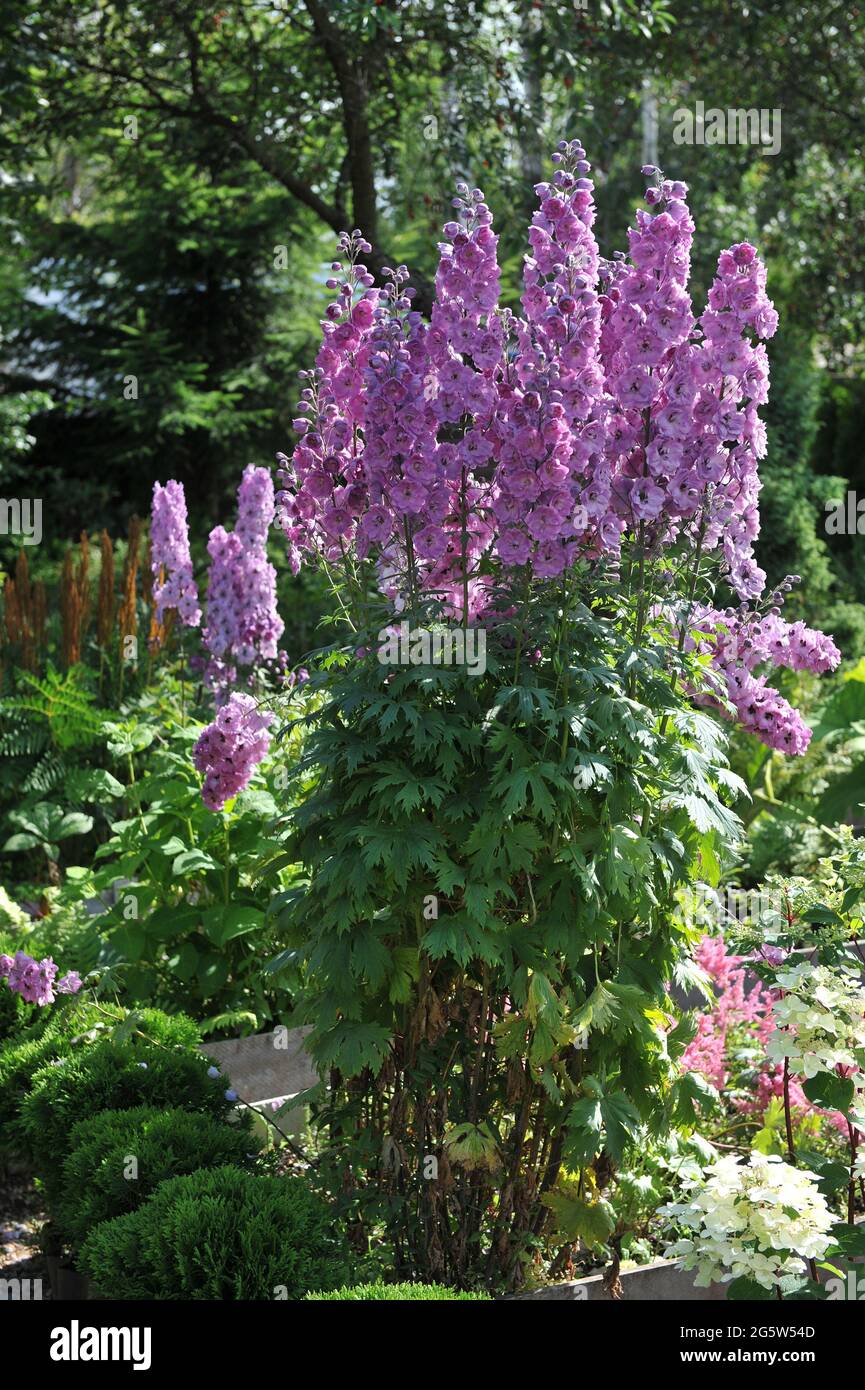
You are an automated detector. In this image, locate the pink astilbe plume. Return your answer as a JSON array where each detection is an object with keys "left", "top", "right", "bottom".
[{"left": 681, "top": 935, "right": 848, "bottom": 1136}]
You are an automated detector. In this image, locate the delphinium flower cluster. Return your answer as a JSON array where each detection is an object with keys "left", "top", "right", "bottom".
[
  {"left": 150, "top": 480, "right": 201, "bottom": 627},
  {"left": 202, "top": 465, "right": 284, "bottom": 702},
  {"left": 276, "top": 138, "right": 839, "bottom": 756},
  {"left": 0, "top": 950, "right": 82, "bottom": 1005},
  {"left": 149, "top": 466, "right": 285, "bottom": 702},
  {"left": 192, "top": 692, "right": 274, "bottom": 812},
  {"left": 663, "top": 1151, "right": 835, "bottom": 1291},
  {"left": 688, "top": 589, "right": 840, "bottom": 754}
]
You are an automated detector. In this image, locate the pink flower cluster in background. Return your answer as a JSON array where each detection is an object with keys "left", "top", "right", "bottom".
[
  {"left": 150, "top": 481, "right": 201, "bottom": 627},
  {"left": 203, "top": 465, "right": 285, "bottom": 702},
  {"left": 0, "top": 950, "right": 82, "bottom": 1005},
  {"left": 276, "top": 138, "right": 839, "bottom": 755},
  {"left": 681, "top": 935, "right": 847, "bottom": 1135},
  {"left": 192, "top": 691, "right": 274, "bottom": 811}
]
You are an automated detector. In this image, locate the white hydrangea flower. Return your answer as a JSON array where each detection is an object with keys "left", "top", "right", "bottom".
[
  {"left": 662, "top": 1151, "right": 835, "bottom": 1290},
  {"left": 766, "top": 961, "right": 865, "bottom": 1084}
]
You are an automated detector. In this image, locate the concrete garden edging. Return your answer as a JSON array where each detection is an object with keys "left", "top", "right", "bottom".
[
  {"left": 199, "top": 1025, "right": 317, "bottom": 1137},
  {"left": 511, "top": 1257, "right": 726, "bottom": 1300}
]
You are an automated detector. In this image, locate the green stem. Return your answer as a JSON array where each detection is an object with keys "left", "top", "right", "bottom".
[{"left": 224, "top": 817, "right": 230, "bottom": 905}]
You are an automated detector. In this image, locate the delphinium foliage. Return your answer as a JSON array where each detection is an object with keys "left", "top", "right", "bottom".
[{"left": 265, "top": 139, "right": 839, "bottom": 1290}]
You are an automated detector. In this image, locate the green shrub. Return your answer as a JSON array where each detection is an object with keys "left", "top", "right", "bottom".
[
  {"left": 56, "top": 1106, "right": 259, "bottom": 1252},
  {"left": 1, "top": 1003, "right": 202, "bottom": 1161},
  {"left": 80, "top": 1166, "right": 350, "bottom": 1300},
  {"left": 0, "top": 970, "right": 33, "bottom": 1045},
  {"left": 0, "top": 999, "right": 98, "bottom": 1156},
  {"left": 304, "top": 1282, "right": 492, "bottom": 1300},
  {"left": 19, "top": 1020, "right": 225, "bottom": 1193},
  {"left": 0, "top": 923, "right": 33, "bottom": 1042}
]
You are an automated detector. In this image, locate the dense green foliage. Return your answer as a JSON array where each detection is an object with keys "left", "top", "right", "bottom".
[
  {"left": 56, "top": 1106, "right": 258, "bottom": 1252},
  {"left": 0, "top": 998, "right": 199, "bottom": 1158},
  {"left": 79, "top": 1165, "right": 350, "bottom": 1301},
  {"left": 19, "top": 1021, "right": 230, "bottom": 1193},
  {"left": 0, "top": 678, "right": 313, "bottom": 1034},
  {"left": 272, "top": 585, "right": 739, "bottom": 1287}
]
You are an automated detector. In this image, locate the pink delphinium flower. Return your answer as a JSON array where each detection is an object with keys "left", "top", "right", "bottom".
[
  {"left": 275, "top": 140, "right": 839, "bottom": 759},
  {"left": 150, "top": 481, "right": 201, "bottom": 626},
  {"left": 193, "top": 691, "right": 274, "bottom": 811},
  {"left": 202, "top": 466, "right": 284, "bottom": 700},
  {"left": 686, "top": 598, "right": 841, "bottom": 754},
  {"left": 1, "top": 951, "right": 82, "bottom": 1005}
]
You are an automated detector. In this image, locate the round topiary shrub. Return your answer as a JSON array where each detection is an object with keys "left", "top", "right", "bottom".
[
  {"left": 55, "top": 1106, "right": 259, "bottom": 1253},
  {"left": 0, "top": 997, "right": 108, "bottom": 1157},
  {"left": 79, "top": 1166, "right": 350, "bottom": 1300},
  {"left": 304, "top": 1282, "right": 491, "bottom": 1300},
  {"left": 19, "top": 1023, "right": 227, "bottom": 1196}
]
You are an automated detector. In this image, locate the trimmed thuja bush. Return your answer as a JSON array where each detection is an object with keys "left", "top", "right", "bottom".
[
  {"left": 0, "top": 1002, "right": 200, "bottom": 1160},
  {"left": 19, "top": 1024, "right": 230, "bottom": 1199},
  {"left": 304, "top": 1283, "right": 491, "bottom": 1301},
  {"left": 55, "top": 1107, "right": 259, "bottom": 1254},
  {"left": 251, "top": 139, "right": 840, "bottom": 1292},
  {"left": 79, "top": 1166, "right": 350, "bottom": 1300}
]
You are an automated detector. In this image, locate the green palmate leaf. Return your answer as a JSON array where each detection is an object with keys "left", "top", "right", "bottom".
[
  {"left": 571, "top": 982, "right": 620, "bottom": 1035},
  {"left": 802, "top": 1072, "right": 855, "bottom": 1111},
  {"left": 172, "top": 848, "right": 218, "bottom": 875},
  {"left": 206, "top": 905, "right": 265, "bottom": 948},
  {"left": 672, "top": 1070, "right": 720, "bottom": 1124},
  {"left": 442, "top": 1122, "right": 500, "bottom": 1172},
  {"left": 350, "top": 930, "right": 392, "bottom": 990},
  {"left": 827, "top": 1223, "right": 865, "bottom": 1259},
  {"left": 492, "top": 1013, "right": 528, "bottom": 1061},
  {"left": 565, "top": 1096, "right": 603, "bottom": 1165},
  {"left": 311, "top": 1022, "right": 392, "bottom": 1078},
  {"left": 110, "top": 923, "right": 147, "bottom": 962},
  {"left": 388, "top": 946, "right": 419, "bottom": 1004},
  {"left": 598, "top": 1092, "right": 642, "bottom": 1162},
  {"left": 541, "top": 1190, "right": 616, "bottom": 1247},
  {"left": 431, "top": 853, "right": 465, "bottom": 894},
  {"left": 796, "top": 1152, "right": 851, "bottom": 1199},
  {"left": 261, "top": 947, "right": 300, "bottom": 977},
  {"left": 463, "top": 879, "right": 497, "bottom": 923},
  {"left": 526, "top": 970, "right": 561, "bottom": 1028},
  {"left": 68, "top": 768, "right": 126, "bottom": 801},
  {"left": 167, "top": 942, "right": 200, "bottom": 981},
  {"left": 672, "top": 793, "right": 741, "bottom": 841},
  {"left": 422, "top": 915, "right": 503, "bottom": 968}
]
